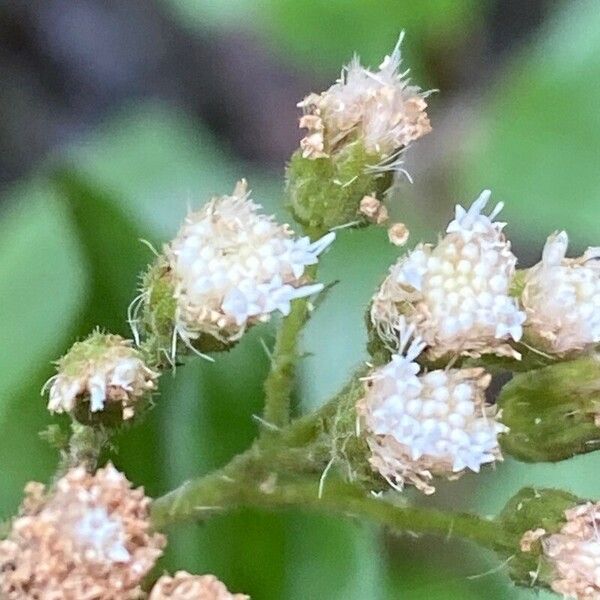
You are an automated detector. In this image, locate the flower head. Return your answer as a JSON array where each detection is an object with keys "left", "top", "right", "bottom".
[
  {"left": 298, "top": 36, "right": 431, "bottom": 163},
  {"left": 357, "top": 320, "right": 506, "bottom": 494},
  {"left": 522, "top": 231, "right": 600, "bottom": 354},
  {"left": 523, "top": 502, "right": 600, "bottom": 599},
  {"left": 0, "top": 464, "right": 165, "bottom": 599},
  {"left": 45, "top": 331, "right": 158, "bottom": 421},
  {"left": 371, "top": 190, "right": 525, "bottom": 360},
  {"left": 166, "top": 180, "right": 334, "bottom": 346},
  {"left": 149, "top": 571, "right": 249, "bottom": 600}
]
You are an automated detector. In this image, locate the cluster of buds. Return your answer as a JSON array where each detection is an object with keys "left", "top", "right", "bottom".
[
  {"left": 357, "top": 320, "right": 506, "bottom": 494},
  {"left": 287, "top": 39, "right": 431, "bottom": 234},
  {"left": 522, "top": 231, "right": 600, "bottom": 355},
  {"left": 141, "top": 180, "right": 334, "bottom": 356},
  {"left": 0, "top": 464, "right": 165, "bottom": 599},
  {"left": 371, "top": 190, "right": 525, "bottom": 361},
  {"left": 149, "top": 571, "right": 249, "bottom": 599},
  {"left": 520, "top": 501, "right": 600, "bottom": 599},
  {"left": 44, "top": 331, "right": 158, "bottom": 423}
]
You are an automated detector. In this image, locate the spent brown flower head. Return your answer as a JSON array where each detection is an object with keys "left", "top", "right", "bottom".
[
  {"left": 539, "top": 502, "right": 600, "bottom": 599},
  {"left": 0, "top": 464, "right": 165, "bottom": 600},
  {"left": 149, "top": 571, "right": 249, "bottom": 600}
]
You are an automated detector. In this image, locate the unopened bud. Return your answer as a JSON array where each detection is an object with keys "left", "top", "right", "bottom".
[
  {"left": 359, "top": 194, "right": 389, "bottom": 224},
  {"left": 387, "top": 222, "right": 409, "bottom": 246},
  {"left": 498, "top": 355, "right": 600, "bottom": 462}
]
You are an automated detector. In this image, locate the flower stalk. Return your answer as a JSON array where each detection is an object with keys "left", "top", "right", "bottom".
[{"left": 262, "top": 265, "right": 319, "bottom": 430}]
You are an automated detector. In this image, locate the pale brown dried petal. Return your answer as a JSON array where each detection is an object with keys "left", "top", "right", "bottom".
[{"left": 149, "top": 571, "right": 249, "bottom": 600}]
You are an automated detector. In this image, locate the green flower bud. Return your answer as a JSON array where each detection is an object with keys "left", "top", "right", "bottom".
[
  {"left": 498, "top": 355, "right": 600, "bottom": 462},
  {"left": 496, "top": 487, "right": 581, "bottom": 590}
]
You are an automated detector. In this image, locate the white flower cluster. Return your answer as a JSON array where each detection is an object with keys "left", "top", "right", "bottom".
[
  {"left": 371, "top": 190, "right": 526, "bottom": 360},
  {"left": 357, "top": 321, "right": 506, "bottom": 494},
  {"left": 45, "top": 332, "right": 157, "bottom": 420},
  {"left": 530, "top": 502, "right": 600, "bottom": 599},
  {"left": 522, "top": 231, "right": 600, "bottom": 354},
  {"left": 298, "top": 37, "right": 431, "bottom": 162},
  {"left": 166, "top": 180, "right": 334, "bottom": 345}
]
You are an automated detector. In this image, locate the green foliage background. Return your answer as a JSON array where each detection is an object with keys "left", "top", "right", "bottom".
[{"left": 1, "top": 1, "right": 600, "bottom": 598}]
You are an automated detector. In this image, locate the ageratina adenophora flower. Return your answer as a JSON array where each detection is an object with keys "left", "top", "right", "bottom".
[
  {"left": 371, "top": 190, "right": 526, "bottom": 361},
  {"left": 298, "top": 35, "right": 431, "bottom": 162},
  {"left": 0, "top": 464, "right": 165, "bottom": 599},
  {"left": 149, "top": 571, "right": 249, "bottom": 600},
  {"left": 45, "top": 331, "right": 158, "bottom": 421},
  {"left": 287, "top": 39, "right": 431, "bottom": 234},
  {"left": 357, "top": 320, "right": 506, "bottom": 494},
  {"left": 522, "top": 231, "right": 600, "bottom": 355},
  {"left": 521, "top": 502, "right": 600, "bottom": 599},
  {"left": 164, "top": 180, "right": 334, "bottom": 348}
]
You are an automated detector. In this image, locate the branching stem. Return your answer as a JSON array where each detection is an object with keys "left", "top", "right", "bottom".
[{"left": 152, "top": 373, "right": 513, "bottom": 555}]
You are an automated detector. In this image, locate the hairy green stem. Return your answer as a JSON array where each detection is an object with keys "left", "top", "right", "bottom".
[
  {"left": 55, "top": 422, "right": 108, "bottom": 478},
  {"left": 262, "top": 264, "right": 318, "bottom": 430},
  {"left": 151, "top": 460, "right": 508, "bottom": 552}
]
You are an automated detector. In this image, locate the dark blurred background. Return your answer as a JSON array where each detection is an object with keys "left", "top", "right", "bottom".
[{"left": 1, "top": 1, "right": 599, "bottom": 598}]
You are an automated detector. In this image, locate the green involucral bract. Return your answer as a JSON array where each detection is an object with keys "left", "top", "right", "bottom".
[
  {"left": 496, "top": 487, "right": 580, "bottom": 588},
  {"left": 286, "top": 143, "right": 393, "bottom": 237},
  {"left": 498, "top": 355, "right": 600, "bottom": 462},
  {"left": 140, "top": 259, "right": 231, "bottom": 367}
]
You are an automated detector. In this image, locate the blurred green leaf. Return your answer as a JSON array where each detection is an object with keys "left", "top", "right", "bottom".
[
  {"left": 461, "top": 0, "right": 600, "bottom": 248},
  {"left": 0, "top": 186, "right": 86, "bottom": 414},
  {"left": 0, "top": 185, "right": 86, "bottom": 512},
  {"left": 52, "top": 169, "right": 153, "bottom": 334},
  {"left": 260, "top": 0, "right": 481, "bottom": 78},
  {"left": 64, "top": 103, "right": 281, "bottom": 239}
]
